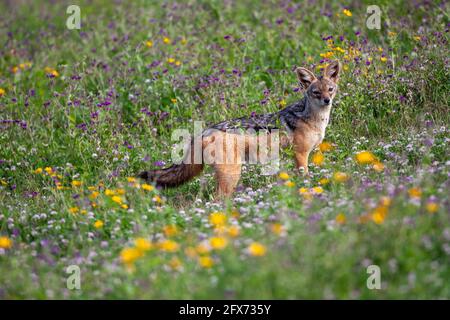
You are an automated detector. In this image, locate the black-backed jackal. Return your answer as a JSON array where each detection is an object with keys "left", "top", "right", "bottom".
[{"left": 138, "top": 61, "right": 341, "bottom": 197}]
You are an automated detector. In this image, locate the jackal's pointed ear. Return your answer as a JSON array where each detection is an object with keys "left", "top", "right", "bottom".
[
  {"left": 295, "top": 67, "right": 317, "bottom": 90},
  {"left": 324, "top": 60, "right": 341, "bottom": 83}
]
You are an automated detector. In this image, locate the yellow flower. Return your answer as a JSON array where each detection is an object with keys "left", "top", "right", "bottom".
[
  {"left": 0, "top": 88, "right": 5, "bottom": 97},
  {"left": 88, "top": 186, "right": 96, "bottom": 191},
  {"left": 320, "top": 51, "right": 334, "bottom": 59},
  {"left": 169, "top": 257, "right": 182, "bottom": 270},
  {"left": 284, "top": 180, "right": 295, "bottom": 187},
  {"left": 373, "top": 161, "right": 385, "bottom": 172},
  {"left": 319, "top": 141, "right": 333, "bottom": 152},
  {"left": 115, "top": 188, "right": 126, "bottom": 195},
  {"left": 425, "top": 202, "right": 439, "bottom": 214},
  {"left": 319, "top": 178, "right": 330, "bottom": 185},
  {"left": 184, "top": 246, "right": 197, "bottom": 258},
  {"left": 248, "top": 242, "right": 267, "bottom": 256},
  {"left": 127, "top": 177, "right": 136, "bottom": 183},
  {"left": 159, "top": 239, "right": 179, "bottom": 252},
  {"left": 271, "top": 223, "right": 285, "bottom": 236},
  {"left": 93, "top": 220, "right": 104, "bottom": 229},
  {"left": 111, "top": 196, "right": 122, "bottom": 204},
  {"left": 44, "top": 67, "right": 59, "bottom": 77},
  {"left": 209, "top": 237, "right": 228, "bottom": 250},
  {"left": 145, "top": 40, "right": 153, "bottom": 48},
  {"left": 226, "top": 225, "right": 240, "bottom": 237},
  {"left": 196, "top": 242, "right": 210, "bottom": 255},
  {"left": 279, "top": 99, "right": 287, "bottom": 107},
  {"left": 80, "top": 209, "right": 87, "bottom": 215},
  {"left": 120, "top": 247, "right": 143, "bottom": 264},
  {"left": 372, "top": 206, "right": 388, "bottom": 224},
  {"left": 408, "top": 187, "right": 422, "bottom": 199},
  {"left": 105, "top": 189, "right": 115, "bottom": 196},
  {"left": 231, "top": 209, "right": 240, "bottom": 219},
  {"left": 342, "top": 9, "right": 352, "bottom": 17},
  {"left": 71, "top": 180, "right": 82, "bottom": 187},
  {"left": 312, "top": 186, "right": 324, "bottom": 194},
  {"left": 163, "top": 37, "right": 171, "bottom": 44},
  {"left": 134, "top": 238, "right": 152, "bottom": 252},
  {"left": 388, "top": 31, "right": 397, "bottom": 37},
  {"left": 355, "top": 151, "right": 377, "bottom": 164},
  {"left": 142, "top": 183, "right": 154, "bottom": 191},
  {"left": 198, "top": 256, "right": 214, "bottom": 268},
  {"left": 153, "top": 195, "right": 163, "bottom": 203},
  {"left": 298, "top": 187, "right": 308, "bottom": 194},
  {"left": 175, "top": 60, "right": 181, "bottom": 66},
  {"left": 90, "top": 191, "right": 100, "bottom": 199},
  {"left": 380, "top": 57, "right": 387, "bottom": 63},
  {"left": 163, "top": 225, "right": 178, "bottom": 237},
  {"left": 121, "top": 204, "right": 128, "bottom": 209},
  {"left": 333, "top": 171, "right": 349, "bottom": 183},
  {"left": 336, "top": 213, "right": 346, "bottom": 224},
  {"left": 180, "top": 37, "right": 187, "bottom": 45},
  {"left": 44, "top": 167, "right": 53, "bottom": 174},
  {"left": 68, "top": 207, "right": 79, "bottom": 214},
  {"left": 0, "top": 236, "right": 13, "bottom": 249},
  {"left": 209, "top": 211, "right": 227, "bottom": 227},
  {"left": 167, "top": 57, "right": 175, "bottom": 64},
  {"left": 380, "top": 196, "right": 392, "bottom": 207},
  {"left": 34, "top": 167, "right": 43, "bottom": 174},
  {"left": 413, "top": 36, "right": 421, "bottom": 41},
  {"left": 11, "top": 66, "right": 19, "bottom": 73},
  {"left": 311, "top": 152, "right": 324, "bottom": 166},
  {"left": 278, "top": 172, "right": 289, "bottom": 180},
  {"left": 171, "top": 98, "right": 177, "bottom": 103}
]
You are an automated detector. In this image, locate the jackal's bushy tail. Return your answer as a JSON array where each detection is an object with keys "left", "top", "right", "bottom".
[{"left": 137, "top": 162, "right": 204, "bottom": 188}]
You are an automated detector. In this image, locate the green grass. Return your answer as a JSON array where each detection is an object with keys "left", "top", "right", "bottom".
[{"left": 0, "top": 0, "right": 449, "bottom": 299}]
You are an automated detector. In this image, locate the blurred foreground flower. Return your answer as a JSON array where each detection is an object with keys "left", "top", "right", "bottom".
[
  {"left": 0, "top": 236, "right": 13, "bottom": 249},
  {"left": 333, "top": 171, "right": 349, "bottom": 183},
  {"left": 408, "top": 187, "right": 422, "bottom": 199},
  {"left": 278, "top": 172, "right": 289, "bottom": 180},
  {"left": 425, "top": 202, "right": 439, "bottom": 214},
  {"left": 336, "top": 213, "right": 346, "bottom": 225},
  {"left": 209, "top": 211, "right": 227, "bottom": 227},
  {"left": 198, "top": 256, "right": 214, "bottom": 268},
  {"left": 355, "top": 151, "right": 377, "bottom": 164},
  {"left": 248, "top": 242, "right": 267, "bottom": 256}
]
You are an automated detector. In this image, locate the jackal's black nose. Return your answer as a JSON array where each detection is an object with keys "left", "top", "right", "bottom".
[{"left": 323, "top": 98, "right": 330, "bottom": 104}]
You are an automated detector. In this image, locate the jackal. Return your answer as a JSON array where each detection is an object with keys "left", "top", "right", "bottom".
[{"left": 138, "top": 60, "right": 341, "bottom": 197}]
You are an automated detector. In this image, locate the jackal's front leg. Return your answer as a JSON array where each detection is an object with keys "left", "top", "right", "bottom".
[
  {"left": 214, "top": 164, "right": 242, "bottom": 198},
  {"left": 293, "top": 134, "right": 310, "bottom": 175},
  {"left": 294, "top": 151, "right": 309, "bottom": 175}
]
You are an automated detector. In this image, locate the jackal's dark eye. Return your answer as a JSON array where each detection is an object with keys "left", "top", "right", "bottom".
[
  {"left": 328, "top": 87, "right": 334, "bottom": 92},
  {"left": 313, "top": 90, "right": 320, "bottom": 95}
]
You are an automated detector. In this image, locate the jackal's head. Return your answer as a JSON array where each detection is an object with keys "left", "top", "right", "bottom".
[{"left": 295, "top": 60, "right": 341, "bottom": 109}]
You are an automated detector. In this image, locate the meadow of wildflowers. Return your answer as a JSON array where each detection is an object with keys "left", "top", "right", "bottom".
[{"left": 0, "top": 0, "right": 449, "bottom": 299}]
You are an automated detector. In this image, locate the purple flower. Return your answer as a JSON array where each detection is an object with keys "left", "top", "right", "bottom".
[{"left": 154, "top": 161, "right": 166, "bottom": 167}]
